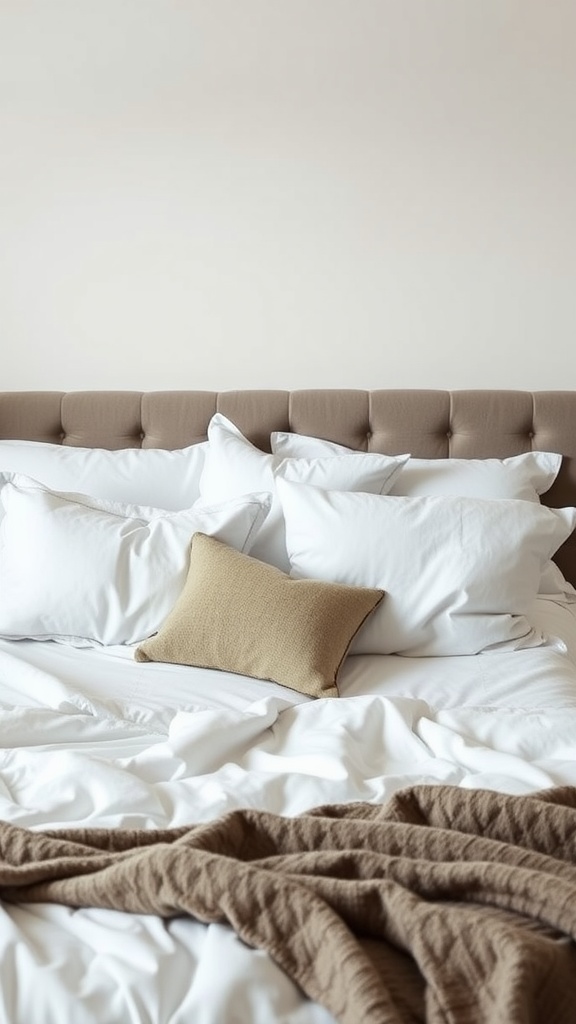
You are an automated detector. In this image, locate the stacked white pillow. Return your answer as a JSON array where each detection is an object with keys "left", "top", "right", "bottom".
[
  {"left": 197, "top": 414, "right": 410, "bottom": 571},
  {"left": 0, "top": 435, "right": 232, "bottom": 647},
  {"left": 271, "top": 431, "right": 573, "bottom": 601},
  {"left": 0, "top": 436, "right": 238, "bottom": 646},
  {"left": 276, "top": 478, "right": 576, "bottom": 657},
  {"left": 0, "top": 439, "right": 208, "bottom": 508},
  {"left": 0, "top": 473, "right": 270, "bottom": 646}
]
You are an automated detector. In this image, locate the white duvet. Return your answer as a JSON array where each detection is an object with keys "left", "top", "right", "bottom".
[{"left": 1, "top": 599, "right": 576, "bottom": 1024}]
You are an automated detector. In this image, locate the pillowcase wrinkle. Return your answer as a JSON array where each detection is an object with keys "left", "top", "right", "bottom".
[{"left": 135, "top": 533, "right": 384, "bottom": 698}]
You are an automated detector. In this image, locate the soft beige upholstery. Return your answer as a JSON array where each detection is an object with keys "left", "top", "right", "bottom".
[{"left": 1, "top": 389, "right": 575, "bottom": 584}]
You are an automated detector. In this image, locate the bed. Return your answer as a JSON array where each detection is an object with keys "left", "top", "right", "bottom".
[{"left": 1, "top": 387, "right": 576, "bottom": 1024}]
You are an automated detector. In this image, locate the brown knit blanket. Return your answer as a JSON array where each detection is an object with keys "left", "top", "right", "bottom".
[{"left": 2, "top": 784, "right": 576, "bottom": 1023}]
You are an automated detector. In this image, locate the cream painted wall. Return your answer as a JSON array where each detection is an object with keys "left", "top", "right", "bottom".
[{"left": 1, "top": 0, "right": 575, "bottom": 392}]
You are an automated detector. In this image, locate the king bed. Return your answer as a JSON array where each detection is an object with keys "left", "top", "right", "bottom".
[{"left": 1, "top": 388, "right": 576, "bottom": 1024}]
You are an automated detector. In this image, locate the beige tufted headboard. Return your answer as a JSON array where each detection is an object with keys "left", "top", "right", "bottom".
[{"left": 1, "top": 389, "right": 576, "bottom": 585}]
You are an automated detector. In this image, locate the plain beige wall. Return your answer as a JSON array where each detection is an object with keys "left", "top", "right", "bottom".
[{"left": 1, "top": 0, "right": 575, "bottom": 391}]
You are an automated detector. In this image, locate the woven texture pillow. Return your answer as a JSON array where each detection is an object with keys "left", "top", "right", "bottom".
[{"left": 135, "top": 533, "right": 384, "bottom": 698}]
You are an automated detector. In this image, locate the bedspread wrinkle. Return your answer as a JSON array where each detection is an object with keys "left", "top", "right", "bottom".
[{"left": 2, "top": 784, "right": 576, "bottom": 1024}]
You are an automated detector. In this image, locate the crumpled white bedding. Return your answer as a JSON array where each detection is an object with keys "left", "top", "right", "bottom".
[{"left": 1, "top": 598, "right": 576, "bottom": 1023}]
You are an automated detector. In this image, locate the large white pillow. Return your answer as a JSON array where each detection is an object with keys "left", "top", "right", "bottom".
[
  {"left": 198, "top": 415, "right": 410, "bottom": 570},
  {"left": 271, "top": 431, "right": 561, "bottom": 500},
  {"left": 0, "top": 439, "right": 208, "bottom": 509},
  {"left": 271, "top": 431, "right": 572, "bottom": 601},
  {"left": 0, "top": 473, "right": 270, "bottom": 647},
  {"left": 276, "top": 478, "right": 576, "bottom": 657}
]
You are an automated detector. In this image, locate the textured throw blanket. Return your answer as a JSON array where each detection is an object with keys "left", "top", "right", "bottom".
[{"left": 2, "top": 784, "right": 576, "bottom": 1023}]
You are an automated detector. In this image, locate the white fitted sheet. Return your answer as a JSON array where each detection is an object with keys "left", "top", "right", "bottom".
[{"left": 0, "top": 598, "right": 576, "bottom": 1023}]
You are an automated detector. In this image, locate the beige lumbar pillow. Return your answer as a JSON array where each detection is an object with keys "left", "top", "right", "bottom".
[{"left": 135, "top": 532, "right": 384, "bottom": 698}]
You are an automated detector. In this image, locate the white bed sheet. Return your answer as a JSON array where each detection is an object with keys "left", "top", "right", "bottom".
[{"left": 1, "top": 598, "right": 576, "bottom": 1023}]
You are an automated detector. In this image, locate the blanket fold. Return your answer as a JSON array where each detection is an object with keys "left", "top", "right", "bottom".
[{"left": 2, "top": 784, "right": 576, "bottom": 1024}]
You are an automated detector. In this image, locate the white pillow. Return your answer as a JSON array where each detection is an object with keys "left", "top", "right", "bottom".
[
  {"left": 276, "top": 478, "right": 576, "bottom": 657},
  {"left": 271, "top": 431, "right": 561, "bottom": 500},
  {"left": 271, "top": 431, "right": 572, "bottom": 601},
  {"left": 0, "top": 439, "right": 208, "bottom": 509},
  {"left": 0, "top": 473, "right": 271, "bottom": 647},
  {"left": 198, "top": 414, "right": 409, "bottom": 570}
]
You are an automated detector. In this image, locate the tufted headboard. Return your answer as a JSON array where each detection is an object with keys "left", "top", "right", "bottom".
[{"left": 1, "top": 389, "right": 576, "bottom": 585}]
